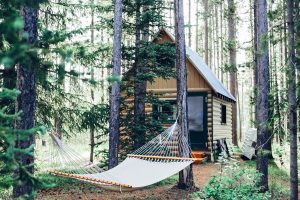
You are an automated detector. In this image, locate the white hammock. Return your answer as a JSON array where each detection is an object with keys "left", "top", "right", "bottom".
[{"left": 49, "top": 121, "right": 200, "bottom": 189}]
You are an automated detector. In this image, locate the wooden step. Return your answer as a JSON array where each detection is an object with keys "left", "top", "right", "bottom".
[
  {"left": 192, "top": 151, "right": 206, "bottom": 158},
  {"left": 192, "top": 151, "right": 207, "bottom": 164}
]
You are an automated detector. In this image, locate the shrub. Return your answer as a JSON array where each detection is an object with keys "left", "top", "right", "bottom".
[{"left": 197, "top": 162, "right": 271, "bottom": 200}]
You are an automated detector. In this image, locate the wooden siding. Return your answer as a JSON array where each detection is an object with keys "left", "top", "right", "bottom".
[
  {"left": 212, "top": 97, "right": 233, "bottom": 142},
  {"left": 150, "top": 30, "right": 211, "bottom": 92},
  {"left": 147, "top": 61, "right": 211, "bottom": 91}
]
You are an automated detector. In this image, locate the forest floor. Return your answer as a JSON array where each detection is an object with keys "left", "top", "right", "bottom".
[
  {"left": 37, "top": 162, "right": 219, "bottom": 200},
  {"left": 37, "top": 160, "right": 298, "bottom": 200}
]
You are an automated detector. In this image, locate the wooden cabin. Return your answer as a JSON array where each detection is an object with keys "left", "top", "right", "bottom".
[{"left": 147, "top": 29, "right": 236, "bottom": 153}]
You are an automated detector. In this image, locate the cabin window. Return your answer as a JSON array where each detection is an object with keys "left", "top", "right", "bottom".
[
  {"left": 153, "top": 100, "right": 176, "bottom": 122},
  {"left": 221, "top": 104, "right": 227, "bottom": 124}
]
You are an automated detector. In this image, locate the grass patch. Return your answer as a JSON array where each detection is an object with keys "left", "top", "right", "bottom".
[
  {"left": 154, "top": 175, "right": 178, "bottom": 186},
  {"left": 37, "top": 173, "right": 103, "bottom": 194}
]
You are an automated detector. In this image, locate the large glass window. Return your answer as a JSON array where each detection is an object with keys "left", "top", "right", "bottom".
[{"left": 187, "top": 96, "right": 204, "bottom": 132}]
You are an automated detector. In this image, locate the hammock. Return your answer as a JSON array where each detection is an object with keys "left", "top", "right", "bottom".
[{"left": 48, "top": 121, "right": 202, "bottom": 190}]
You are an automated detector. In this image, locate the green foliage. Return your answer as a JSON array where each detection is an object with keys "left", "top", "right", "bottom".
[
  {"left": 0, "top": 89, "right": 47, "bottom": 199},
  {"left": 154, "top": 175, "right": 178, "bottom": 186},
  {"left": 241, "top": 160, "right": 292, "bottom": 199},
  {"left": 119, "top": 0, "right": 177, "bottom": 156},
  {"left": 197, "top": 163, "right": 271, "bottom": 200}
]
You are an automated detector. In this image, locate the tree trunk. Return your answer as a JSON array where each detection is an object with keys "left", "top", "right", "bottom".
[
  {"left": 174, "top": 0, "right": 194, "bottom": 190},
  {"left": 108, "top": 0, "right": 123, "bottom": 169},
  {"left": 255, "top": 0, "right": 270, "bottom": 192},
  {"left": 250, "top": 0, "right": 257, "bottom": 127},
  {"left": 54, "top": 116, "right": 63, "bottom": 139},
  {"left": 227, "top": 0, "right": 238, "bottom": 145},
  {"left": 13, "top": 5, "right": 38, "bottom": 198},
  {"left": 215, "top": 3, "right": 220, "bottom": 79},
  {"left": 133, "top": 2, "right": 149, "bottom": 150},
  {"left": 0, "top": 67, "right": 16, "bottom": 110},
  {"left": 220, "top": 1, "right": 224, "bottom": 83},
  {"left": 287, "top": 0, "right": 298, "bottom": 199},
  {"left": 295, "top": 0, "right": 300, "bottom": 135},
  {"left": 90, "top": 127, "right": 95, "bottom": 163},
  {"left": 196, "top": 0, "right": 199, "bottom": 51},
  {"left": 188, "top": 0, "right": 191, "bottom": 47},
  {"left": 203, "top": 0, "right": 209, "bottom": 64},
  {"left": 90, "top": 0, "right": 95, "bottom": 163}
]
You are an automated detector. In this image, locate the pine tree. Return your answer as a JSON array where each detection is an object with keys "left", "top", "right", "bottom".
[
  {"left": 255, "top": 0, "right": 270, "bottom": 192},
  {"left": 13, "top": 4, "right": 39, "bottom": 198},
  {"left": 108, "top": 0, "right": 123, "bottom": 169},
  {"left": 175, "top": 0, "right": 194, "bottom": 190},
  {"left": 227, "top": 0, "right": 238, "bottom": 145},
  {"left": 287, "top": 0, "right": 298, "bottom": 199}
]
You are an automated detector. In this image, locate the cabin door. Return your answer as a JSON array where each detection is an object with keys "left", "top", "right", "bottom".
[{"left": 188, "top": 93, "right": 208, "bottom": 150}]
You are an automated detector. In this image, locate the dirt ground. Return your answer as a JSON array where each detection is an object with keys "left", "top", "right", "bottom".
[{"left": 37, "top": 163, "right": 219, "bottom": 200}]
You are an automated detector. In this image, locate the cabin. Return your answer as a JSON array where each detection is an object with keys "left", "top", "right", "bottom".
[{"left": 147, "top": 29, "right": 236, "bottom": 154}]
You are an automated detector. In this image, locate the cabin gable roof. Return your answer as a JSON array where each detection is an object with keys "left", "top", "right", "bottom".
[{"left": 155, "top": 29, "right": 236, "bottom": 102}]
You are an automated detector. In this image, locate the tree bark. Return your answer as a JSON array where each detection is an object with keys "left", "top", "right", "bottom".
[
  {"left": 109, "top": 0, "right": 123, "bottom": 169},
  {"left": 90, "top": 127, "right": 95, "bottom": 163},
  {"left": 250, "top": 0, "right": 257, "bottom": 126},
  {"left": 90, "top": 0, "right": 95, "bottom": 163},
  {"left": 227, "top": 0, "right": 238, "bottom": 145},
  {"left": 203, "top": 0, "right": 209, "bottom": 65},
  {"left": 215, "top": 3, "right": 220, "bottom": 79},
  {"left": 0, "top": 67, "right": 16, "bottom": 111},
  {"left": 54, "top": 116, "right": 63, "bottom": 139},
  {"left": 287, "top": 0, "right": 298, "bottom": 199},
  {"left": 133, "top": 2, "right": 148, "bottom": 150},
  {"left": 188, "top": 0, "right": 191, "bottom": 47},
  {"left": 295, "top": 0, "right": 300, "bottom": 135},
  {"left": 196, "top": 0, "right": 199, "bottom": 51},
  {"left": 255, "top": 0, "right": 270, "bottom": 192},
  {"left": 220, "top": 1, "right": 224, "bottom": 83},
  {"left": 174, "top": 0, "right": 194, "bottom": 190},
  {"left": 13, "top": 5, "right": 38, "bottom": 198}
]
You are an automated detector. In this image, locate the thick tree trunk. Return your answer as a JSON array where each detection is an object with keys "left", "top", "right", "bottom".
[
  {"left": 227, "top": 0, "right": 238, "bottom": 145},
  {"left": 295, "top": 0, "right": 300, "bottom": 134},
  {"left": 133, "top": 3, "right": 148, "bottom": 150},
  {"left": 174, "top": 0, "right": 194, "bottom": 190},
  {"left": 108, "top": 0, "right": 123, "bottom": 169},
  {"left": 287, "top": 0, "right": 298, "bottom": 199},
  {"left": 255, "top": 0, "right": 270, "bottom": 192},
  {"left": 13, "top": 5, "right": 38, "bottom": 198}
]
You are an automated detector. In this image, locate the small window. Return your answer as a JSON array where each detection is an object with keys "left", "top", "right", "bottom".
[
  {"left": 153, "top": 100, "right": 176, "bottom": 122},
  {"left": 221, "top": 104, "right": 226, "bottom": 124}
]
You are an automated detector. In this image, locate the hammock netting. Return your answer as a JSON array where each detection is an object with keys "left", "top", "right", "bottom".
[{"left": 46, "top": 121, "right": 201, "bottom": 189}]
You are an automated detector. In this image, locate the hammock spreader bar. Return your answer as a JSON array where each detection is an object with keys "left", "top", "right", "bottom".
[{"left": 127, "top": 154, "right": 203, "bottom": 161}]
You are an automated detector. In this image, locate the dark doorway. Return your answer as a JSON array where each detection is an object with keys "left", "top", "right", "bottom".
[{"left": 188, "top": 92, "right": 208, "bottom": 150}]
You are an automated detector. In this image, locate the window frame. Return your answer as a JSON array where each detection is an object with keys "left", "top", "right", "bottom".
[{"left": 221, "top": 104, "right": 227, "bottom": 125}]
